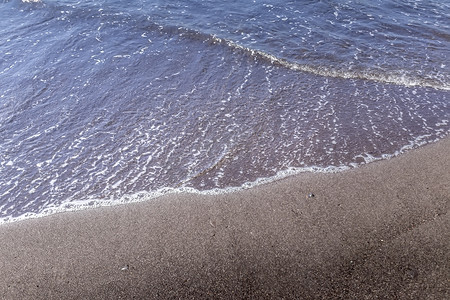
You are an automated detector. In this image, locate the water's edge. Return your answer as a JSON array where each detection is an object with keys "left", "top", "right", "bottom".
[{"left": 1, "top": 133, "right": 446, "bottom": 226}]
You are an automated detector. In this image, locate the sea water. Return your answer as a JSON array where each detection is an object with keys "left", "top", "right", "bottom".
[{"left": 0, "top": 0, "right": 449, "bottom": 223}]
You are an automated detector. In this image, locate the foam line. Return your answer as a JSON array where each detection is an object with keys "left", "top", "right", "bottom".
[
  {"left": 1, "top": 134, "right": 447, "bottom": 226},
  {"left": 209, "top": 36, "right": 450, "bottom": 91}
]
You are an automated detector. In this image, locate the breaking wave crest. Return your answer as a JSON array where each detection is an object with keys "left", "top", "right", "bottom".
[
  {"left": 142, "top": 21, "right": 449, "bottom": 90},
  {"left": 15, "top": 0, "right": 450, "bottom": 91},
  {"left": 208, "top": 36, "right": 449, "bottom": 91}
]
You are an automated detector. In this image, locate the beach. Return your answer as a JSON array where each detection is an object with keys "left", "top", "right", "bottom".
[
  {"left": 1, "top": 1, "right": 449, "bottom": 298},
  {"left": 0, "top": 136, "right": 449, "bottom": 299}
]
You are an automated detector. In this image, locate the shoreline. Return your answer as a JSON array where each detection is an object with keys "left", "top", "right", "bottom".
[
  {"left": 0, "top": 137, "right": 449, "bottom": 299},
  {"left": 1, "top": 135, "right": 447, "bottom": 226}
]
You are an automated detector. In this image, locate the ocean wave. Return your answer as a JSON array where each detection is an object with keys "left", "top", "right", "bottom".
[
  {"left": 140, "top": 21, "right": 449, "bottom": 91},
  {"left": 207, "top": 36, "right": 449, "bottom": 91},
  {"left": 15, "top": 0, "right": 449, "bottom": 91}
]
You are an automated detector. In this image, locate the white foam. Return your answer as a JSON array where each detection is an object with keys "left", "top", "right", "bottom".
[
  {"left": 210, "top": 36, "right": 450, "bottom": 91},
  {"left": 1, "top": 132, "right": 448, "bottom": 226},
  {"left": 0, "top": 163, "right": 348, "bottom": 225},
  {"left": 436, "top": 120, "right": 448, "bottom": 127}
]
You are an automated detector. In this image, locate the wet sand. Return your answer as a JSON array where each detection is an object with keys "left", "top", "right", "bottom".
[{"left": 0, "top": 137, "right": 449, "bottom": 299}]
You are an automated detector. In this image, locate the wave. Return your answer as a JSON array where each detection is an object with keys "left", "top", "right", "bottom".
[
  {"left": 16, "top": 0, "right": 449, "bottom": 91},
  {"left": 208, "top": 36, "right": 450, "bottom": 91},
  {"left": 142, "top": 21, "right": 449, "bottom": 91}
]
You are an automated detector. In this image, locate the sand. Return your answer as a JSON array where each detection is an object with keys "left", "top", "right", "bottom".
[{"left": 0, "top": 137, "right": 449, "bottom": 299}]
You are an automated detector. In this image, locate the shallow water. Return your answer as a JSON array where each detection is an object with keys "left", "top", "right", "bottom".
[{"left": 0, "top": 0, "right": 449, "bottom": 222}]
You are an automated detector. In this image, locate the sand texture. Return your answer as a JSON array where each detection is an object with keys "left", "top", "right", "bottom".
[{"left": 1, "top": 137, "right": 449, "bottom": 299}]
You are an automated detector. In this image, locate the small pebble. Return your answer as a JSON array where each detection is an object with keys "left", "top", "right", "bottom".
[{"left": 121, "top": 265, "right": 129, "bottom": 271}]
